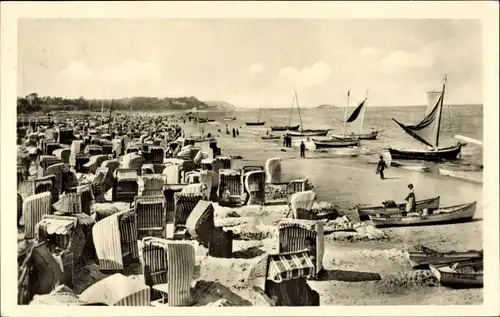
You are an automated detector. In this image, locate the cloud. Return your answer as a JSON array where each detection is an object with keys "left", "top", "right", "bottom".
[
  {"left": 380, "top": 46, "right": 435, "bottom": 69},
  {"left": 57, "top": 60, "right": 164, "bottom": 98},
  {"left": 278, "top": 61, "right": 332, "bottom": 87},
  {"left": 359, "top": 46, "right": 379, "bottom": 56},
  {"left": 248, "top": 63, "right": 265, "bottom": 75}
]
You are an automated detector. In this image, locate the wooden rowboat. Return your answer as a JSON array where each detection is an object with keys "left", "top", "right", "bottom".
[
  {"left": 406, "top": 245, "right": 483, "bottom": 269},
  {"left": 429, "top": 261, "right": 483, "bottom": 288},
  {"left": 330, "top": 130, "right": 379, "bottom": 140},
  {"left": 357, "top": 196, "right": 440, "bottom": 221},
  {"left": 261, "top": 135, "right": 281, "bottom": 140},
  {"left": 313, "top": 139, "right": 360, "bottom": 149},
  {"left": 271, "top": 124, "right": 300, "bottom": 131},
  {"left": 369, "top": 201, "right": 477, "bottom": 228},
  {"left": 287, "top": 129, "right": 330, "bottom": 137}
]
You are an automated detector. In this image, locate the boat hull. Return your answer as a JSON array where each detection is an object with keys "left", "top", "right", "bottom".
[
  {"left": 222, "top": 116, "right": 236, "bottom": 121},
  {"left": 313, "top": 139, "right": 360, "bottom": 149},
  {"left": 261, "top": 135, "right": 281, "bottom": 140},
  {"left": 429, "top": 263, "right": 483, "bottom": 288},
  {"left": 245, "top": 122, "right": 266, "bottom": 126},
  {"left": 287, "top": 129, "right": 330, "bottom": 137},
  {"left": 407, "top": 249, "right": 483, "bottom": 269},
  {"left": 331, "top": 131, "right": 378, "bottom": 140},
  {"left": 357, "top": 196, "right": 440, "bottom": 221},
  {"left": 388, "top": 143, "right": 462, "bottom": 161},
  {"left": 271, "top": 125, "right": 300, "bottom": 131},
  {"left": 369, "top": 201, "right": 476, "bottom": 228}
]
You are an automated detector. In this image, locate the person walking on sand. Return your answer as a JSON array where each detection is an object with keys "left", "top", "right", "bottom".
[
  {"left": 403, "top": 183, "right": 416, "bottom": 216},
  {"left": 376, "top": 155, "right": 388, "bottom": 180},
  {"left": 300, "top": 141, "right": 306, "bottom": 158},
  {"left": 232, "top": 127, "right": 236, "bottom": 138}
]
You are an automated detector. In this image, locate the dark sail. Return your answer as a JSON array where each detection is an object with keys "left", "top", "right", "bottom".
[
  {"left": 392, "top": 91, "right": 444, "bottom": 148},
  {"left": 346, "top": 100, "right": 366, "bottom": 123}
]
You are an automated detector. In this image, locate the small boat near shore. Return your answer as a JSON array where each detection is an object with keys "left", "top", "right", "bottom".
[
  {"left": 331, "top": 130, "right": 378, "bottom": 140},
  {"left": 271, "top": 124, "right": 300, "bottom": 131},
  {"left": 288, "top": 129, "right": 330, "bottom": 137},
  {"left": 222, "top": 116, "right": 236, "bottom": 121},
  {"left": 313, "top": 139, "right": 360, "bottom": 149},
  {"left": 261, "top": 135, "right": 281, "bottom": 140},
  {"left": 245, "top": 108, "right": 266, "bottom": 126},
  {"left": 369, "top": 201, "right": 477, "bottom": 227},
  {"left": 357, "top": 196, "right": 440, "bottom": 221},
  {"left": 406, "top": 245, "right": 483, "bottom": 269},
  {"left": 429, "top": 261, "right": 483, "bottom": 288}
]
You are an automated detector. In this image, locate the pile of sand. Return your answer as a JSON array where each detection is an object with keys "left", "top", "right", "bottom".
[
  {"left": 215, "top": 216, "right": 277, "bottom": 240},
  {"left": 375, "top": 270, "right": 439, "bottom": 292}
]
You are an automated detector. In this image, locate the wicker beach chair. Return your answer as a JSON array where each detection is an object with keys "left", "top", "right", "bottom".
[
  {"left": 243, "top": 170, "right": 266, "bottom": 205},
  {"left": 43, "top": 141, "right": 61, "bottom": 156},
  {"left": 44, "top": 163, "right": 67, "bottom": 196},
  {"left": 286, "top": 180, "right": 313, "bottom": 205},
  {"left": 68, "top": 184, "right": 94, "bottom": 215},
  {"left": 277, "top": 219, "right": 324, "bottom": 276},
  {"left": 36, "top": 213, "right": 95, "bottom": 288},
  {"left": 218, "top": 169, "right": 244, "bottom": 207},
  {"left": 53, "top": 148, "right": 71, "bottom": 164},
  {"left": 247, "top": 251, "right": 320, "bottom": 306},
  {"left": 289, "top": 190, "right": 317, "bottom": 218},
  {"left": 92, "top": 209, "right": 139, "bottom": 271},
  {"left": 85, "top": 144, "right": 103, "bottom": 156},
  {"left": 112, "top": 168, "right": 139, "bottom": 202},
  {"left": 184, "top": 171, "right": 201, "bottom": 184},
  {"left": 141, "top": 238, "right": 196, "bottom": 306},
  {"left": 84, "top": 154, "right": 109, "bottom": 174},
  {"left": 148, "top": 146, "right": 165, "bottom": 164},
  {"left": 32, "top": 175, "right": 55, "bottom": 197},
  {"left": 79, "top": 273, "right": 151, "bottom": 306},
  {"left": 185, "top": 200, "right": 215, "bottom": 248},
  {"left": 163, "top": 184, "right": 187, "bottom": 223},
  {"left": 18, "top": 242, "right": 63, "bottom": 305},
  {"left": 134, "top": 195, "right": 166, "bottom": 238},
  {"left": 37, "top": 155, "right": 62, "bottom": 178},
  {"left": 173, "top": 192, "right": 206, "bottom": 239},
  {"left": 23, "top": 192, "right": 52, "bottom": 239},
  {"left": 138, "top": 174, "right": 165, "bottom": 197},
  {"left": 265, "top": 157, "right": 282, "bottom": 184}
]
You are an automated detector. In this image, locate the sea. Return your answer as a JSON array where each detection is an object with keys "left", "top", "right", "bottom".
[{"left": 190, "top": 104, "right": 483, "bottom": 167}]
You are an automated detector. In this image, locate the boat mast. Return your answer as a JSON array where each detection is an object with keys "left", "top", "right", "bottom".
[
  {"left": 343, "top": 90, "right": 350, "bottom": 138},
  {"left": 435, "top": 75, "right": 447, "bottom": 150},
  {"left": 359, "top": 89, "right": 369, "bottom": 134},
  {"left": 287, "top": 96, "right": 294, "bottom": 128},
  {"left": 294, "top": 91, "right": 304, "bottom": 131}
]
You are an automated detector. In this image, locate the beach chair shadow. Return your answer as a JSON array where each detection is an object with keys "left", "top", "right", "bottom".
[
  {"left": 317, "top": 269, "right": 381, "bottom": 282},
  {"left": 232, "top": 246, "right": 266, "bottom": 259},
  {"left": 382, "top": 177, "right": 402, "bottom": 180}
]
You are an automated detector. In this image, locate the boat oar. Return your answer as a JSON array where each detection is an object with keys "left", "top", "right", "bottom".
[{"left": 455, "top": 135, "right": 483, "bottom": 146}]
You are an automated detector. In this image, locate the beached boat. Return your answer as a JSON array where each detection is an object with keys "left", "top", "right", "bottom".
[
  {"left": 438, "top": 167, "right": 483, "bottom": 184},
  {"left": 245, "top": 108, "right": 266, "bottom": 126},
  {"left": 389, "top": 76, "right": 462, "bottom": 161},
  {"left": 357, "top": 196, "right": 440, "bottom": 221},
  {"left": 222, "top": 116, "right": 236, "bottom": 121},
  {"left": 331, "top": 130, "right": 378, "bottom": 140},
  {"left": 369, "top": 201, "right": 476, "bottom": 227},
  {"left": 406, "top": 245, "right": 483, "bottom": 269},
  {"left": 271, "top": 124, "right": 300, "bottom": 131},
  {"left": 313, "top": 139, "right": 360, "bottom": 149},
  {"left": 429, "top": 261, "right": 483, "bottom": 288}
]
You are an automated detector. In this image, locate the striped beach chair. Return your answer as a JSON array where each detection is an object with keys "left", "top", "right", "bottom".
[
  {"left": 141, "top": 163, "right": 155, "bottom": 175},
  {"left": 200, "top": 170, "right": 219, "bottom": 202},
  {"left": 200, "top": 158, "right": 214, "bottom": 171},
  {"left": 23, "top": 192, "right": 52, "bottom": 239},
  {"left": 101, "top": 141, "right": 113, "bottom": 155},
  {"left": 148, "top": 146, "right": 165, "bottom": 164},
  {"left": 141, "top": 238, "right": 196, "bottom": 306},
  {"left": 43, "top": 141, "right": 61, "bottom": 156},
  {"left": 79, "top": 273, "right": 151, "bottom": 306},
  {"left": 215, "top": 156, "right": 232, "bottom": 170},
  {"left": 32, "top": 175, "right": 55, "bottom": 196},
  {"left": 92, "top": 209, "right": 139, "bottom": 271},
  {"left": 85, "top": 144, "right": 103, "bottom": 156},
  {"left": 134, "top": 195, "right": 166, "bottom": 237},
  {"left": 247, "top": 251, "right": 319, "bottom": 306},
  {"left": 218, "top": 169, "right": 244, "bottom": 207},
  {"left": 68, "top": 184, "right": 94, "bottom": 215},
  {"left": 184, "top": 171, "right": 200, "bottom": 184},
  {"left": 53, "top": 192, "right": 82, "bottom": 215},
  {"left": 243, "top": 170, "right": 266, "bottom": 205},
  {"left": 277, "top": 219, "right": 324, "bottom": 276},
  {"left": 84, "top": 154, "right": 109, "bottom": 174},
  {"left": 185, "top": 200, "right": 215, "bottom": 248},
  {"left": 173, "top": 192, "right": 206, "bottom": 238},
  {"left": 36, "top": 213, "right": 95, "bottom": 288}
]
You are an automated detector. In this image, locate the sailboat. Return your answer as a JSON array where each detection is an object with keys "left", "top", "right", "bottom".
[
  {"left": 270, "top": 96, "right": 300, "bottom": 131},
  {"left": 286, "top": 92, "right": 330, "bottom": 137},
  {"left": 331, "top": 91, "right": 378, "bottom": 140},
  {"left": 388, "top": 76, "right": 462, "bottom": 161},
  {"left": 312, "top": 90, "right": 361, "bottom": 148},
  {"left": 245, "top": 108, "right": 266, "bottom": 126}
]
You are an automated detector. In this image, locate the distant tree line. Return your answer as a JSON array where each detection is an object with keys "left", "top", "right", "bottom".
[{"left": 17, "top": 93, "right": 209, "bottom": 114}]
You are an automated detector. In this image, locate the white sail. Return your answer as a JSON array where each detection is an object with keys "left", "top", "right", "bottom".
[{"left": 426, "top": 91, "right": 442, "bottom": 116}]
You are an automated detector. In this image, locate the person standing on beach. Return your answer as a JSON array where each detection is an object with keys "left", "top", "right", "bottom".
[
  {"left": 376, "top": 155, "right": 388, "bottom": 180},
  {"left": 232, "top": 128, "right": 236, "bottom": 138},
  {"left": 404, "top": 183, "right": 416, "bottom": 216},
  {"left": 300, "top": 141, "right": 306, "bottom": 158}
]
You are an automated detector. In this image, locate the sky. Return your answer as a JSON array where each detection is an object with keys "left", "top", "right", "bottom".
[{"left": 18, "top": 19, "right": 483, "bottom": 108}]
